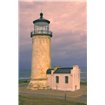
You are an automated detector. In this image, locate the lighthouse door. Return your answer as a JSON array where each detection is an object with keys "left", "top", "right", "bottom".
[{"left": 75, "top": 85, "right": 77, "bottom": 90}]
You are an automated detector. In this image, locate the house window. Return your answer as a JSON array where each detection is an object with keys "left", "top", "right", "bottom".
[
  {"left": 65, "top": 76, "right": 69, "bottom": 83},
  {"left": 56, "top": 76, "right": 59, "bottom": 83}
]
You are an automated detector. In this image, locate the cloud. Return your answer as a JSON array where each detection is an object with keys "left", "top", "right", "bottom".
[
  {"left": 19, "top": 1, "right": 86, "bottom": 41},
  {"left": 19, "top": 1, "right": 87, "bottom": 69}
]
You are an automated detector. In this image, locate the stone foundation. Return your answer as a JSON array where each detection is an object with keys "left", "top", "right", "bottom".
[{"left": 27, "top": 79, "right": 50, "bottom": 90}]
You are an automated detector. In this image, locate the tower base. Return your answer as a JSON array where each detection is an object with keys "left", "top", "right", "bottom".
[{"left": 27, "top": 79, "right": 50, "bottom": 90}]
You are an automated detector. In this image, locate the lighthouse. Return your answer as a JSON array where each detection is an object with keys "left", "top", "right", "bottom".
[{"left": 28, "top": 13, "right": 52, "bottom": 90}]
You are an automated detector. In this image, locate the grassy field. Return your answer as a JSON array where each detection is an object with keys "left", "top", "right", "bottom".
[
  {"left": 19, "top": 95, "right": 86, "bottom": 105},
  {"left": 19, "top": 81, "right": 87, "bottom": 105}
]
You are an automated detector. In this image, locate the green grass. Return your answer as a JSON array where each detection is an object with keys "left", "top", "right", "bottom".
[
  {"left": 19, "top": 80, "right": 87, "bottom": 105},
  {"left": 80, "top": 81, "right": 87, "bottom": 85},
  {"left": 19, "top": 95, "right": 86, "bottom": 105},
  {"left": 19, "top": 80, "right": 29, "bottom": 84}
]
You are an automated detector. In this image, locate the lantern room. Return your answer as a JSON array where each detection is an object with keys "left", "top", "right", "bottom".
[{"left": 31, "top": 12, "right": 52, "bottom": 37}]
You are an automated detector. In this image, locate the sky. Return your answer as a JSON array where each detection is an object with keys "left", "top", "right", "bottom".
[{"left": 19, "top": 0, "right": 87, "bottom": 71}]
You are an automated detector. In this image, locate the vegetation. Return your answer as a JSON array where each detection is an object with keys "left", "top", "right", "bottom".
[
  {"left": 19, "top": 80, "right": 29, "bottom": 84},
  {"left": 80, "top": 81, "right": 87, "bottom": 85},
  {"left": 19, "top": 80, "right": 87, "bottom": 105},
  {"left": 19, "top": 95, "right": 86, "bottom": 105}
]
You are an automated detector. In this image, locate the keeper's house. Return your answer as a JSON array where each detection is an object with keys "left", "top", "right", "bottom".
[{"left": 46, "top": 65, "right": 80, "bottom": 91}]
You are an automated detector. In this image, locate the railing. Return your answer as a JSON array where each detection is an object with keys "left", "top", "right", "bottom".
[{"left": 31, "top": 30, "right": 52, "bottom": 37}]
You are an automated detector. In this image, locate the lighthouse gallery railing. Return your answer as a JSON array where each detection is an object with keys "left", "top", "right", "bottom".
[{"left": 31, "top": 30, "right": 52, "bottom": 37}]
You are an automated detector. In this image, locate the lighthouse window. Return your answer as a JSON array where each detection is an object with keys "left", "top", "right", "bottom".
[
  {"left": 78, "top": 73, "right": 80, "bottom": 79},
  {"left": 56, "top": 76, "right": 59, "bottom": 83},
  {"left": 45, "top": 26, "right": 48, "bottom": 31}
]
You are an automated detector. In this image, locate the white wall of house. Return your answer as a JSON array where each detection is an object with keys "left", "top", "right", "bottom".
[
  {"left": 70, "top": 67, "right": 80, "bottom": 91},
  {"left": 47, "top": 65, "right": 80, "bottom": 91},
  {"left": 52, "top": 74, "right": 72, "bottom": 91}
]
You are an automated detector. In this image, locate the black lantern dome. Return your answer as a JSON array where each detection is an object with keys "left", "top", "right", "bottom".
[{"left": 33, "top": 12, "right": 50, "bottom": 24}]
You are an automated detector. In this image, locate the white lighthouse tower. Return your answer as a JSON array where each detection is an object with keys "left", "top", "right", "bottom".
[{"left": 28, "top": 13, "right": 52, "bottom": 90}]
